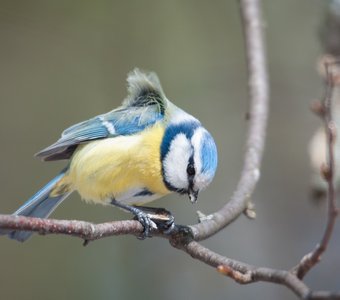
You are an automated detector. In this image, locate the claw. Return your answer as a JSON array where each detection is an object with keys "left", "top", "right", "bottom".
[
  {"left": 162, "top": 221, "right": 175, "bottom": 235},
  {"left": 134, "top": 206, "right": 175, "bottom": 235},
  {"left": 110, "top": 199, "right": 175, "bottom": 239},
  {"left": 134, "top": 211, "right": 157, "bottom": 239}
]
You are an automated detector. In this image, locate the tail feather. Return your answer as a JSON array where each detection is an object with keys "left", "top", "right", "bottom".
[{"left": 0, "top": 170, "right": 71, "bottom": 242}]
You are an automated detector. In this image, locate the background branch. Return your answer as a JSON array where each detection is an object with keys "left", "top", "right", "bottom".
[
  {"left": 189, "top": 0, "right": 269, "bottom": 241},
  {"left": 293, "top": 61, "right": 340, "bottom": 279}
]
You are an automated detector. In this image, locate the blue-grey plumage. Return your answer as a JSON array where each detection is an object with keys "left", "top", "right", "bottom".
[
  {"left": 0, "top": 68, "right": 218, "bottom": 241},
  {"left": 0, "top": 170, "right": 71, "bottom": 241}
]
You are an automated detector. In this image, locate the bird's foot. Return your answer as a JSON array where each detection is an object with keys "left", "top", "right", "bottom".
[
  {"left": 133, "top": 209, "right": 158, "bottom": 239},
  {"left": 133, "top": 206, "right": 175, "bottom": 237},
  {"left": 110, "top": 199, "right": 175, "bottom": 239}
]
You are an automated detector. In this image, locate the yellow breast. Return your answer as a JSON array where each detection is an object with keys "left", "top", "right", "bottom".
[{"left": 66, "top": 123, "right": 170, "bottom": 204}]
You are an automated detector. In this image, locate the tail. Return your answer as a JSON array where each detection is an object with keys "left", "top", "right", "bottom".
[{"left": 0, "top": 169, "right": 72, "bottom": 242}]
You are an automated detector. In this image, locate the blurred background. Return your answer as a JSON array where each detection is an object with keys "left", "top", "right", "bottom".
[{"left": 0, "top": 1, "right": 339, "bottom": 299}]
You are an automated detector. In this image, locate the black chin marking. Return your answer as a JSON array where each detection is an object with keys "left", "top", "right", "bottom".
[
  {"left": 176, "top": 188, "right": 188, "bottom": 195},
  {"left": 187, "top": 162, "right": 195, "bottom": 177}
]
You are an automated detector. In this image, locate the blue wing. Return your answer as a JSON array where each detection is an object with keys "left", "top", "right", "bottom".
[
  {"left": 36, "top": 104, "right": 164, "bottom": 161},
  {"left": 36, "top": 69, "right": 169, "bottom": 161}
]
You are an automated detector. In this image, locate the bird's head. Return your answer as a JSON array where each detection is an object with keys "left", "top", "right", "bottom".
[{"left": 161, "top": 111, "right": 218, "bottom": 203}]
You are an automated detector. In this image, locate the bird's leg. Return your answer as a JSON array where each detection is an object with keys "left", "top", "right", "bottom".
[
  {"left": 110, "top": 199, "right": 175, "bottom": 238},
  {"left": 132, "top": 205, "right": 175, "bottom": 234},
  {"left": 110, "top": 199, "right": 156, "bottom": 239},
  {"left": 110, "top": 199, "right": 158, "bottom": 239}
]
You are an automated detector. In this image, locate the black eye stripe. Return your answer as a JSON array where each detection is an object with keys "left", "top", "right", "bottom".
[
  {"left": 187, "top": 155, "right": 195, "bottom": 177},
  {"left": 187, "top": 164, "right": 195, "bottom": 176}
]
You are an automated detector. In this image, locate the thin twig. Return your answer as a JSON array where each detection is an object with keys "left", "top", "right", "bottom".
[
  {"left": 293, "top": 62, "right": 339, "bottom": 279},
  {"left": 175, "top": 241, "right": 340, "bottom": 300}
]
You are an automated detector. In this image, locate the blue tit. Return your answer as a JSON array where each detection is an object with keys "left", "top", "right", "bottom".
[{"left": 0, "top": 69, "right": 218, "bottom": 242}]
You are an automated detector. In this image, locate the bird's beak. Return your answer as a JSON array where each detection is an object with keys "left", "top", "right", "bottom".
[{"left": 188, "top": 189, "right": 199, "bottom": 204}]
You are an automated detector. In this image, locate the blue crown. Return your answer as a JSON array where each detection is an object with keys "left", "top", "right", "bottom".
[{"left": 200, "top": 130, "right": 218, "bottom": 177}]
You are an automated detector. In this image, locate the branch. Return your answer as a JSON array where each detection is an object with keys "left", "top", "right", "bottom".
[
  {"left": 189, "top": 0, "right": 269, "bottom": 241},
  {"left": 0, "top": 214, "right": 143, "bottom": 243},
  {"left": 293, "top": 61, "right": 340, "bottom": 279},
  {"left": 1, "top": 214, "right": 340, "bottom": 299},
  {"left": 174, "top": 242, "right": 340, "bottom": 300}
]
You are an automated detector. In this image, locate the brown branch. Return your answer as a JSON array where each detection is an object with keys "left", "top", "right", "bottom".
[
  {"left": 174, "top": 241, "right": 340, "bottom": 300},
  {"left": 1, "top": 213, "right": 340, "bottom": 299},
  {"left": 292, "top": 62, "right": 340, "bottom": 279},
  {"left": 189, "top": 0, "right": 269, "bottom": 241},
  {"left": 0, "top": 214, "right": 143, "bottom": 242}
]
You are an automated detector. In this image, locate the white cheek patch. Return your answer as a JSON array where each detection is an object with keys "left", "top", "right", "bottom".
[{"left": 163, "top": 133, "right": 192, "bottom": 190}]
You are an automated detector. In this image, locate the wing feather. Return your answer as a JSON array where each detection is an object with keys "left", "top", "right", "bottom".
[{"left": 36, "top": 69, "right": 168, "bottom": 161}]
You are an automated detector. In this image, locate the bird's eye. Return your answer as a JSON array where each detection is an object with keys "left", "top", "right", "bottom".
[{"left": 187, "top": 164, "right": 195, "bottom": 176}]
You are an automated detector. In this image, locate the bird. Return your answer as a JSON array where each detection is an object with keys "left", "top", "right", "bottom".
[{"left": 0, "top": 69, "right": 218, "bottom": 242}]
